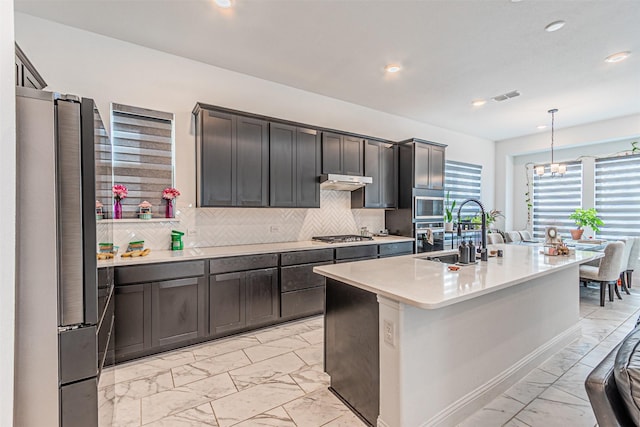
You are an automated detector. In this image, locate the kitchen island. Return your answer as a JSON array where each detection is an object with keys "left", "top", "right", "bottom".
[{"left": 314, "top": 244, "right": 602, "bottom": 427}]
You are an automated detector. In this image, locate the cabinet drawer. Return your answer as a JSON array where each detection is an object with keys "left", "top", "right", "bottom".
[
  {"left": 115, "top": 261, "right": 205, "bottom": 285},
  {"left": 281, "top": 261, "right": 331, "bottom": 292},
  {"left": 281, "top": 287, "right": 325, "bottom": 318},
  {"left": 210, "top": 254, "right": 278, "bottom": 274},
  {"left": 335, "top": 245, "right": 378, "bottom": 260},
  {"left": 378, "top": 242, "right": 413, "bottom": 256},
  {"left": 281, "top": 249, "right": 334, "bottom": 266},
  {"left": 335, "top": 256, "right": 377, "bottom": 264}
]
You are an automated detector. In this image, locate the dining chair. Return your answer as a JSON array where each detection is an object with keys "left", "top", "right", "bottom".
[
  {"left": 487, "top": 233, "right": 505, "bottom": 244},
  {"left": 518, "top": 230, "right": 533, "bottom": 241},
  {"left": 580, "top": 241, "right": 626, "bottom": 307},
  {"left": 618, "top": 238, "right": 634, "bottom": 295},
  {"left": 505, "top": 231, "right": 522, "bottom": 243},
  {"left": 625, "top": 237, "right": 640, "bottom": 288}
]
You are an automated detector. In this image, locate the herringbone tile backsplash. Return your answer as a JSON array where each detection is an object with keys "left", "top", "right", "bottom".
[{"left": 99, "top": 191, "right": 385, "bottom": 251}]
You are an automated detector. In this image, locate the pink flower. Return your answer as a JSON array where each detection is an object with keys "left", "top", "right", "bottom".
[
  {"left": 112, "top": 184, "right": 128, "bottom": 200},
  {"left": 162, "top": 187, "right": 181, "bottom": 200}
]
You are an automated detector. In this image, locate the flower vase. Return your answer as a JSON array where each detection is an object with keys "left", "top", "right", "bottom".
[
  {"left": 114, "top": 199, "right": 122, "bottom": 219},
  {"left": 165, "top": 199, "right": 174, "bottom": 218}
]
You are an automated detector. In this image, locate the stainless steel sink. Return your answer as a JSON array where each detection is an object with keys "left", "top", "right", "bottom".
[{"left": 419, "top": 253, "right": 460, "bottom": 264}]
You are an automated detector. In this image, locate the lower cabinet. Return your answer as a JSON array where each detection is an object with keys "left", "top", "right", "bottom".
[
  {"left": 210, "top": 267, "right": 279, "bottom": 336},
  {"left": 114, "top": 283, "right": 151, "bottom": 360},
  {"left": 114, "top": 261, "right": 206, "bottom": 362},
  {"left": 151, "top": 277, "right": 207, "bottom": 347}
]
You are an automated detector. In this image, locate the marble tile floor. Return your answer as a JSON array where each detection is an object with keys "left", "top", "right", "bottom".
[{"left": 107, "top": 279, "right": 640, "bottom": 427}]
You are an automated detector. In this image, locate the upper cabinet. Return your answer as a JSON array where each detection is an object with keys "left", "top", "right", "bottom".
[
  {"left": 397, "top": 139, "right": 447, "bottom": 208},
  {"left": 351, "top": 140, "right": 397, "bottom": 209},
  {"left": 15, "top": 43, "right": 47, "bottom": 90},
  {"left": 269, "top": 123, "right": 321, "bottom": 208},
  {"left": 322, "top": 132, "right": 364, "bottom": 176},
  {"left": 195, "top": 107, "right": 268, "bottom": 207}
]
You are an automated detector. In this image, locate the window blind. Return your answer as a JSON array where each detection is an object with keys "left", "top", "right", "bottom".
[
  {"left": 595, "top": 154, "right": 640, "bottom": 239},
  {"left": 94, "top": 107, "right": 112, "bottom": 212},
  {"left": 444, "top": 160, "right": 482, "bottom": 221},
  {"left": 532, "top": 161, "right": 582, "bottom": 239},
  {"left": 111, "top": 103, "right": 174, "bottom": 218}
]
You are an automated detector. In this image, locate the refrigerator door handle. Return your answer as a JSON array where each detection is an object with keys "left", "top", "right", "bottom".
[{"left": 56, "top": 99, "right": 85, "bottom": 327}]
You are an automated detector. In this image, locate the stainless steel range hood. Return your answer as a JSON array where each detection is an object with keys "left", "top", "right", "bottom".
[{"left": 320, "top": 174, "right": 373, "bottom": 191}]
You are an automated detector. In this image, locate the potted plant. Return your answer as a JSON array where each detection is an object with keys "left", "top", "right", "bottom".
[
  {"left": 568, "top": 208, "right": 603, "bottom": 240},
  {"left": 471, "top": 209, "right": 504, "bottom": 229},
  {"left": 444, "top": 192, "right": 456, "bottom": 232}
]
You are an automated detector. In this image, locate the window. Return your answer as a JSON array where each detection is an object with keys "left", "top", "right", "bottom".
[
  {"left": 532, "top": 161, "right": 582, "bottom": 239},
  {"left": 111, "top": 103, "right": 174, "bottom": 217},
  {"left": 444, "top": 160, "right": 482, "bottom": 221},
  {"left": 595, "top": 154, "right": 640, "bottom": 239}
]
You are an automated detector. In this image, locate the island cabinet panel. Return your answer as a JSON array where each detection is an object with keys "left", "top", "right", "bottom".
[
  {"left": 322, "top": 132, "right": 364, "bottom": 176},
  {"left": 270, "top": 123, "right": 321, "bottom": 208},
  {"left": 351, "top": 140, "right": 397, "bottom": 209},
  {"left": 196, "top": 108, "right": 268, "bottom": 207},
  {"left": 209, "top": 255, "right": 280, "bottom": 336},
  {"left": 325, "top": 278, "right": 379, "bottom": 426},
  {"left": 151, "top": 277, "right": 207, "bottom": 347}
]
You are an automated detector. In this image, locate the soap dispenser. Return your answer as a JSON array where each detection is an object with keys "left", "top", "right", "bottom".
[
  {"left": 468, "top": 240, "right": 476, "bottom": 262},
  {"left": 459, "top": 241, "right": 469, "bottom": 264}
]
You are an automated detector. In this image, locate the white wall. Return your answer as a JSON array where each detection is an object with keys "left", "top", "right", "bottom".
[
  {"left": 14, "top": 13, "right": 496, "bottom": 211},
  {"left": 1, "top": 0, "right": 16, "bottom": 424},
  {"left": 496, "top": 114, "right": 640, "bottom": 230}
]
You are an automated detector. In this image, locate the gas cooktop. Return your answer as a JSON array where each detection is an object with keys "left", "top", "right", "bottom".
[{"left": 312, "top": 235, "right": 374, "bottom": 243}]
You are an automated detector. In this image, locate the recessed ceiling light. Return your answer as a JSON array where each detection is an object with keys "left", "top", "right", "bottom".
[
  {"left": 537, "top": 125, "right": 547, "bottom": 130},
  {"left": 545, "top": 20, "right": 566, "bottom": 32},
  {"left": 605, "top": 51, "right": 631, "bottom": 63},
  {"left": 214, "top": 0, "right": 232, "bottom": 8},
  {"left": 471, "top": 99, "right": 487, "bottom": 107},
  {"left": 384, "top": 64, "right": 401, "bottom": 73}
]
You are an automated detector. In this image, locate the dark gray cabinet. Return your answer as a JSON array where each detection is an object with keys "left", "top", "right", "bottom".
[
  {"left": 322, "top": 132, "right": 364, "bottom": 176},
  {"left": 408, "top": 139, "right": 445, "bottom": 191},
  {"left": 378, "top": 241, "right": 413, "bottom": 257},
  {"left": 196, "top": 108, "right": 268, "bottom": 207},
  {"left": 15, "top": 43, "right": 46, "bottom": 89},
  {"left": 209, "top": 254, "right": 279, "bottom": 336},
  {"left": 352, "top": 140, "right": 397, "bottom": 208},
  {"left": 280, "top": 248, "right": 334, "bottom": 320},
  {"left": 151, "top": 277, "right": 207, "bottom": 347},
  {"left": 114, "top": 283, "right": 151, "bottom": 360},
  {"left": 269, "top": 123, "right": 321, "bottom": 208},
  {"left": 114, "top": 261, "right": 206, "bottom": 362}
]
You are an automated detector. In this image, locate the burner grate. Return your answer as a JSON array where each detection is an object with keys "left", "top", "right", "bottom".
[{"left": 312, "top": 235, "right": 374, "bottom": 243}]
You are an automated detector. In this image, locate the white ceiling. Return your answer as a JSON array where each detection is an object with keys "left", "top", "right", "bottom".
[{"left": 14, "top": 0, "right": 640, "bottom": 141}]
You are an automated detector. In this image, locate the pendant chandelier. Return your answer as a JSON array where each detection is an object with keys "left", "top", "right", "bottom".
[{"left": 535, "top": 108, "right": 566, "bottom": 176}]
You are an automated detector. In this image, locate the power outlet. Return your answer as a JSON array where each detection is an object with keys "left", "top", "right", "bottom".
[
  {"left": 187, "top": 228, "right": 198, "bottom": 237},
  {"left": 270, "top": 225, "right": 281, "bottom": 233},
  {"left": 383, "top": 319, "right": 395, "bottom": 347}
]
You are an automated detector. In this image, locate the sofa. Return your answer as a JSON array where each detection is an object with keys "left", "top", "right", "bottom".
[{"left": 585, "top": 324, "right": 640, "bottom": 426}]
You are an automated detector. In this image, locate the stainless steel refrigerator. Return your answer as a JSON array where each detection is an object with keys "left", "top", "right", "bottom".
[{"left": 15, "top": 86, "right": 113, "bottom": 427}]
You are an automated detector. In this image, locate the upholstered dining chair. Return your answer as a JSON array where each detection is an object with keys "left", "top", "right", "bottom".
[
  {"left": 518, "top": 230, "right": 533, "bottom": 241},
  {"left": 580, "top": 241, "right": 626, "bottom": 306},
  {"left": 618, "top": 238, "right": 634, "bottom": 295},
  {"left": 505, "top": 231, "right": 522, "bottom": 243},
  {"left": 487, "top": 233, "right": 505, "bottom": 244},
  {"left": 624, "top": 237, "right": 640, "bottom": 288}
]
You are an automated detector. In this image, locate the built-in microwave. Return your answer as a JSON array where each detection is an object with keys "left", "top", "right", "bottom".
[{"left": 414, "top": 196, "right": 444, "bottom": 220}]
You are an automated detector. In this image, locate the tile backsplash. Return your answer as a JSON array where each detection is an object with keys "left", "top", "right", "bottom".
[{"left": 98, "top": 190, "right": 385, "bottom": 251}]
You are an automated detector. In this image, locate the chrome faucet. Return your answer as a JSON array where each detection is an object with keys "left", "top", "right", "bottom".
[{"left": 457, "top": 198, "right": 488, "bottom": 261}]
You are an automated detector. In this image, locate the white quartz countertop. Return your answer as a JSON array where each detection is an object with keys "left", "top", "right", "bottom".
[
  {"left": 313, "top": 244, "right": 603, "bottom": 310},
  {"left": 98, "top": 235, "right": 414, "bottom": 267}
]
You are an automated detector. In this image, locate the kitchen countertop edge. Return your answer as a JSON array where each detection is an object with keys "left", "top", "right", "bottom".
[{"left": 98, "top": 236, "right": 414, "bottom": 267}]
